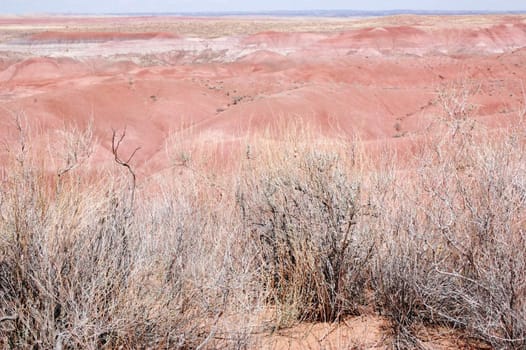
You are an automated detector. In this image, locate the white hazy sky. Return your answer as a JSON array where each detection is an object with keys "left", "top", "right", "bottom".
[{"left": 1, "top": 0, "right": 524, "bottom": 14}]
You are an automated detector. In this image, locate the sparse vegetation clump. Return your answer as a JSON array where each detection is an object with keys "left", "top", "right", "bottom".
[
  {"left": 371, "top": 119, "right": 526, "bottom": 349},
  {"left": 238, "top": 151, "right": 372, "bottom": 326},
  {"left": 0, "top": 109, "right": 525, "bottom": 349}
]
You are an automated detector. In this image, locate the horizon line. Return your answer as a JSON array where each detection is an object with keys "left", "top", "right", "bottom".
[{"left": 3, "top": 9, "right": 526, "bottom": 16}]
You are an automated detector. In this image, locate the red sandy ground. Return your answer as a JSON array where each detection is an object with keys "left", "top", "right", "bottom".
[
  {"left": 1, "top": 14, "right": 523, "bottom": 348},
  {"left": 1, "top": 17, "right": 525, "bottom": 174}
]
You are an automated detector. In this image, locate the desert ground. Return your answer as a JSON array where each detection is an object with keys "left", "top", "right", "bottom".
[
  {"left": 1, "top": 15, "right": 525, "bottom": 173},
  {"left": 1, "top": 15, "right": 525, "bottom": 349}
]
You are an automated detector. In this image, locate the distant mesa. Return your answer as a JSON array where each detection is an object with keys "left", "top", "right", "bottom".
[{"left": 26, "top": 31, "right": 179, "bottom": 44}]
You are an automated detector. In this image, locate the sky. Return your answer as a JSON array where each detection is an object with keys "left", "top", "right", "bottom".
[{"left": 1, "top": 0, "right": 524, "bottom": 14}]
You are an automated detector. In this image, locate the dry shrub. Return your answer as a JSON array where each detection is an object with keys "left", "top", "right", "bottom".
[
  {"left": 371, "top": 115, "right": 526, "bottom": 348},
  {"left": 0, "top": 123, "right": 254, "bottom": 349},
  {"left": 0, "top": 168, "right": 200, "bottom": 348},
  {"left": 238, "top": 149, "right": 374, "bottom": 326}
]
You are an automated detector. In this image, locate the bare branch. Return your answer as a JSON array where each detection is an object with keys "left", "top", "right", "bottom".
[
  {"left": 111, "top": 127, "right": 140, "bottom": 211},
  {"left": 0, "top": 314, "right": 18, "bottom": 323}
]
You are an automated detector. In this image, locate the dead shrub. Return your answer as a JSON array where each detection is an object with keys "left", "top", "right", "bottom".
[
  {"left": 238, "top": 151, "right": 373, "bottom": 326},
  {"left": 371, "top": 118, "right": 526, "bottom": 348},
  {"left": 0, "top": 124, "right": 253, "bottom": 349}
]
